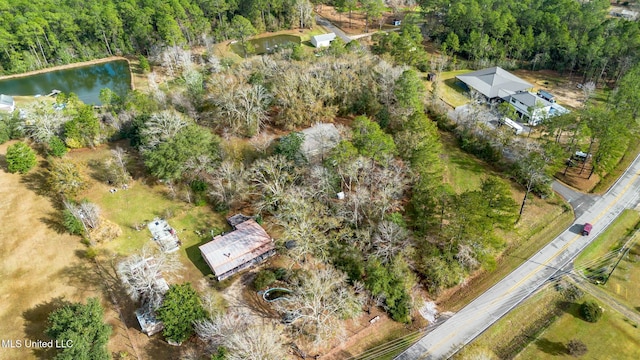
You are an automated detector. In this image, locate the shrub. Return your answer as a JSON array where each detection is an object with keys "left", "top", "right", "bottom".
[
  {"left": 48, "top": 135, "right": 68, "bottom": 157},
  {"left": 273, "top": 267, "right": 288, "bottom": 281},
  {"left": 253, "top": 270, "right": 276, "bottom": 290},
  {"left": 567, "top": 339, "right": 588, "bottom": 357},
  {"left": 580, "top": 301, "right": 603, "bottom": 322},
  {"left": 138, "top": 55, "right": 151, "bottom": 73},
  {"left": 63, "top": 209, "right": 85, "bottom": 235},
  {"left": 6, "top": 141, "right": 37, "bottom": 173}
]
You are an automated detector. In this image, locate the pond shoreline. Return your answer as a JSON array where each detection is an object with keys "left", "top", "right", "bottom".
[{"left": 0, "top": 56, "right": 135, "bottom": 90}]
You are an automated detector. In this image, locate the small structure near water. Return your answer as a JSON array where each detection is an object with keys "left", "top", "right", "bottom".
[
  {"left": 311, "top": 33, "right": 337, "bottom": 48},
  {"left": 148, "top": 218, "right": 180, "bottom": 253},
  {"left": 0, "top": 94, "right": 14, "bottom": 112}
]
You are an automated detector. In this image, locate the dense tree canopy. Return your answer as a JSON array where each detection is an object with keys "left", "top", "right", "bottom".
[
  {"left": 46, "top": 298, "right": 111, "bottom": 360},
  {"left": 157, "top": 283, "right": 207, "bottom": 343},
  {"left": 420, "top": 0, "right": 640, "bottom": 83},
  {"left": 5, "top": 141, "right": 37, "bottom": 174},
  {"left": 0, "top": 0, "right": 315, "bottom": 74}
]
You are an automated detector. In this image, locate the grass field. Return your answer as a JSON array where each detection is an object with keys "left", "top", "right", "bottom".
[
  {"left": 441, "top": 132, "right": 489, "bottom": 193},
  {"left": 517, "top": 294, "right": 640, "bottom": 359},
  {"left": 427, "top": 69, "right": 472, "bottom": 108},
  {"left": 0, "top": 141, "right": 107, "bottom": 360},
  {"left": 457, "top": 285, "right": 640, "bottom": 360},
  {"left": 454, "top": 285, "right": 561, "bottom": 359},
  {"left": 574, "top": 209, "right": 640, "bottom": 310},
  {"left": 0, "top": 143, "right": 231, "bottom": 359},
  {"left": 69, "top": 145, "right": 229, "bottom": 282},
  {"left": 575, "top": 210, "right": 640, "bottom": 272}
]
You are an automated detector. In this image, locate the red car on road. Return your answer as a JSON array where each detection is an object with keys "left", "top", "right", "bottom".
[{"left": 582, "top": 223, "right": 592, "bottom": 236}]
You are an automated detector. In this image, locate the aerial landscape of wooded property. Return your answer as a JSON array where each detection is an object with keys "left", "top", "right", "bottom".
[{"left": 2, "top": 0, "right": 640, "bottom": 359}]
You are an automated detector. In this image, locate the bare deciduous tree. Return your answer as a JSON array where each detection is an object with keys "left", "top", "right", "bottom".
[
  {"left": 371, "top": 220, "right": 411, "bottom": 263},
  {"left": 207, "top": 160, "right": 248, "bottom": 209},
  {"left": 19, "top": 101, "right": 69, "bottom": 143},
  {"left": 195, "top": 310, "right": 288, "bottom": 360},
  {"left": 140, "top": 110, "right": 188, "bottom": 150},
  {"left": 104, "top": 147, "right": 131, "bottom": 185},
  {"left": 210, "top": 75, "right": 271, "bottom": 137},
  {"left": 273, "top": 264, "right": 363, "bottom": 345},
  {"left": 248, "top": 155, "right": 297, "bottom": 213},
  {"left": 117, "top": 246, "right": 184, "bottom": 309},
  {"left": 64, "top": 200, "right": 101, "bottom": 230}
]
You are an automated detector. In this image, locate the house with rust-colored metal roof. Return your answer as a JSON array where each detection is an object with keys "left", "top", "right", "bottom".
[{"left": 199, "top": 216, "right": 275, "bottom": 281}]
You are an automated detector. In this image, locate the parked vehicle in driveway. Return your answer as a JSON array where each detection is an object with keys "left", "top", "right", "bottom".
[{"left": 582, "top": 223, "right": 592, "bottom": 236}]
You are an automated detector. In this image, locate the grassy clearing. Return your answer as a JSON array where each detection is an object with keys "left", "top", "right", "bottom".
[
  {"left": 575, "top": 209, "right": 640, "bottom": 268},
  {"left": 601, "top": 236, "right": 640, "bottom": 310},
  {"left": 427, "top": 69, "right": 472, "bottom": 108},
  {"left": 68, "top": 145, "right": 228, "bottom": 280},
  {"left": 574, "top": 209, "right": 640, "bottom": 308},
  {"left": 441, "top": 132, "right": 489, "bottom": 193},
  {"left": 454, "top": 285, "right": 561, "bottom": 359},
  {"left": 517, "top": 294, "right": 640, "bottom": 359}
]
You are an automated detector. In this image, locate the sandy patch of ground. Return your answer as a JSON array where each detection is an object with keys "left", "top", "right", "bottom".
[{"left": 511, "top": 69, "right": 586, "bottom": 109}]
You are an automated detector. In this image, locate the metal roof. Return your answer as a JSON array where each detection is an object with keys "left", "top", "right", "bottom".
[
  {"left": 456, "top": 67, "right": 532, "bottom": 99},
  {"left": 199, "top": 219, "right": 274, "bottom": 279},
  {"left": 0, "top": 94, "right": 14, "bottom": 106},
  {"left": 311, "top": 33, "right": 337, "bottom": 43}
]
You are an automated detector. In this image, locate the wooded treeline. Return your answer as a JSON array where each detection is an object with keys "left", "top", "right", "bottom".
[
  {"left": 0, "top": 0, "right": 316, "bottom": 74},
  {"left": 421, "top": 0, "right": 640, "bottom": 84}
]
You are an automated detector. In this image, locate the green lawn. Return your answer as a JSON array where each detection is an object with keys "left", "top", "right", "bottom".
[
  {"left": 428, "top": 69, "right": 472, "bottom": 108},
  {"left": 457, "top": 286, "right": 640, "bottom": 360},
  {"left": 574, "top": 209, "right": 640, "bottom": 311},
  {"left": 575, "top": 209, "right": 640, "bottom": 272},
  {"left": 602, "top": 237, "right": 640, "bottom": 313},
  {"left": 441, "top": 132, "right": 489, "bottom": 193},
  {"left": 517, "top": 295, "right": 640, "bottom": 359},
  {"left": 70, "top": 145, "right": 229, "bottom": 281},
  {"left": 454, "top": 285, "right": 561, "bottom": 359},
  {"left": 96, "top": 183, "right": 227, "bottom": 275}
]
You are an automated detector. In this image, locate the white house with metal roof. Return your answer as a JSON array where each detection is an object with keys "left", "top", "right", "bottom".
[{"left": 311, "top": 33, "right": 337, "bottom": 47}]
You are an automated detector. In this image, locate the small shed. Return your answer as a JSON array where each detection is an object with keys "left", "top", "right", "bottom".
[
  {"left": 0, "top": 94, "right": 15, "bottom": 112},
  {"left": 392, "top": 19, "right": 402, "bottom": 26},
  {"left": 135, "top": 303, "right": 164, "bottom": 336},
  {"left": 148, "top": 219, "right": 180, "bottom": 253},
  {"left": 311, "top": 33, "right": 337, "bottom": 48}
]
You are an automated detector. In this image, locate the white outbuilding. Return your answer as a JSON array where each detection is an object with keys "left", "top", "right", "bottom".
[
  {"left": 310, "top": 33, "right": 337, "bottom": 48},
  {"left": 0, "top": 94, "right": 15, "bottom": 112}
]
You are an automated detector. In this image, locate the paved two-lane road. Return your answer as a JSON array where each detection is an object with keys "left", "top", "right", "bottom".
[{"left": 397, "top": 153, "right": 640, "bottom": 359}]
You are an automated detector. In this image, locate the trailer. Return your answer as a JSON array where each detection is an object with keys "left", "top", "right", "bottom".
[{"left": 502, "top": 117, "right": 524, "bottom": 135}]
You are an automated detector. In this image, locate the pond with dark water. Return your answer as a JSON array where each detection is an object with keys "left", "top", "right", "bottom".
[
  {"left": 0, "top": 60, "right": 132, "bottom": 105},
  {"left": 231, "top": 34, "right": 301, "bottom": 56}
]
